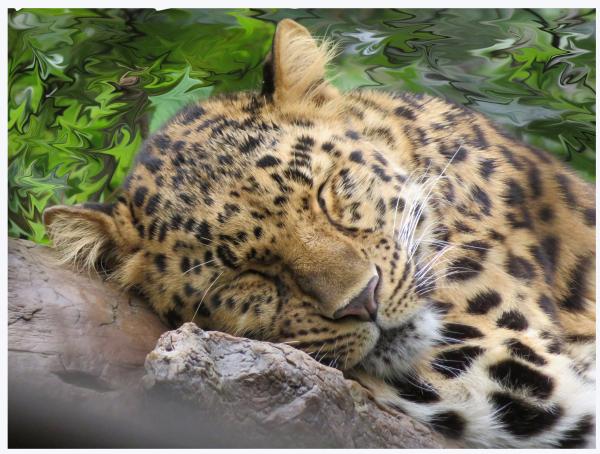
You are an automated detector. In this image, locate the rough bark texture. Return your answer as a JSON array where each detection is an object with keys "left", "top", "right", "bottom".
[
  {"left": 8, "top": 238, "right": 167, "bottom": 392},
  {"left": 145, "top": 323, "right": 445, "bottom": 448},
  {"left": 8, "top": 238, "right": 445, "bottom": 448}
]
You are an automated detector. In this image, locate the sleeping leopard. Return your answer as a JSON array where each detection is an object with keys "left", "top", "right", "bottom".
[{"left": 43, "top": 19, "right": 595, "bottom": 448}]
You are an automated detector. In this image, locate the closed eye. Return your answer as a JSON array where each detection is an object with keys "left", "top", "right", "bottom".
[{"left": 317, "top": 178, "right": 373, "bottom": 235}]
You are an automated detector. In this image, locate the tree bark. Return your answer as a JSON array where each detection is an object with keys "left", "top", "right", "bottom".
[{"left": 8, "top": 238, "right": 445, "bottom": 448}]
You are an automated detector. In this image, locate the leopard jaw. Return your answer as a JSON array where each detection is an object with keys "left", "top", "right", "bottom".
[{"left": 358, "top": 305, "right": 443, "bottom": 379}]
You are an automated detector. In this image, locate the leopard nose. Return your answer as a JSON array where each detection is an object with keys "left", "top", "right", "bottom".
[{"left": 333, "top": 275, "right": 379, "bottom": 322}]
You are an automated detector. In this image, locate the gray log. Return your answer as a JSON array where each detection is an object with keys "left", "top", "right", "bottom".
[{"left": 8, "top": 238, "right": 445, "bottom": 448}]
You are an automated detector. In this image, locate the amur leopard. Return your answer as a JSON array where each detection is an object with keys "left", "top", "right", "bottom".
[{"left": 44, "top": 19, "right": 595, "bottom": 448}]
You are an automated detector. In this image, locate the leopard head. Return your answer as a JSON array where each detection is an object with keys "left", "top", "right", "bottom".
[{"left": 44, "top": 19, "right": 444, "bottom": 375}]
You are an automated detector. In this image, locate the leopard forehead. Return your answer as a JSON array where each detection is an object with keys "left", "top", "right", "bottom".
[{"left": 125, "top": 91, "right": 414, "bottom": 243}]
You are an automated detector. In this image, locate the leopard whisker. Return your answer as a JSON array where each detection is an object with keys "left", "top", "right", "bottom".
[
  {"left": 414, "top": 245, "right": 456, "bottom": 280},
  {"left": 311, "top": 343, "right": 326, "bottom": 363},
  {"left": 419, "top": 239, "right": 489, "bottom": 251},
  {"left": 415, "top": 252, "right": 458, "bottom": 278},
  {"left": 190, "top": 270, "right": 224, "bottom": 323},
  {"left": 414, "top": 256, "right": 458, "bottom": 292},
  {"left": 183, "top": 259, "right": 216, "bottom": 275},
  {"left": 343, "top": 336, "right": 352, "bottom": 371},
  {"left": 393, "top": 165, "right": 423, "bottom": 238},
  {"left": 405, "top": 374, "right": 438, "bottom": 394},
  {"left": 416, "top": 264, "right": 475, "bottom": 288},
  {"left": 404, "top": 176, "right": 441, "bottom": 251},
  {"left": 429, "top": 361, "right": 464, "bottom": 377},
  {"left": 415, "top": 268, "right": 473, "bottom": 292},
  {"left": 396, "top": 166, "right": 428, "bottom": 246},
  {"left": 331, "top": 348, "right": 344, "bottom": 369},
  {"left": 408, "top": 185, "right": 451, "bottom": 260},
  {"left": 399, "top": 176, "right": 433, "bottom": 251},
  {"left": 400, "top": 142, "right": 463, "bottom": 257},
  {"left": 327, "top": 338, "right": 340, "bottom": 368}
]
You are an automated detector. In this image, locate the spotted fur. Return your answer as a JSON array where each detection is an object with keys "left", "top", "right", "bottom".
[{"left": 44, "top": 19, "right": 595, "bottom": 448}]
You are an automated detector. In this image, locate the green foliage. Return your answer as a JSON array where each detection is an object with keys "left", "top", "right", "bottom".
[{"left": 8, "top": 8, "right": 596, "bottom": 243}]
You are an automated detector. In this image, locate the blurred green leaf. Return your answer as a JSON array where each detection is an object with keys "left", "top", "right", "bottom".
[{"left": 148, "top": 67, "right": 212, "bottom": 133}]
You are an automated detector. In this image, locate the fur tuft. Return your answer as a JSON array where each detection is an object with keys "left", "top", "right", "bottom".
[
  {"left": 283, "top": 35, "right": 337, "bottom": 97},
  {"left": 45, "top": 211, "right": 117, "bottom": 277},
  {"left": 272, "top": 19, "right": 339, "bottom": 104}
]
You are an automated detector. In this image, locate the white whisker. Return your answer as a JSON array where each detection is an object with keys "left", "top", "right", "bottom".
[
  {"left": 190, "top": 270, "right": 224, "bottom": 323},
  {"left": 183, "top": 259, "right": 215, "bottom": 275},
  {"left": 396, "top": 142, "right": 464, "bottom": 260}
]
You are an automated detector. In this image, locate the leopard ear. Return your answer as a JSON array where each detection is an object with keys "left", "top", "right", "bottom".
[
  {"left": 262, "top": 19, "right": 337, "bottom": 104},
  {"left": 43, "top": 202, "right": 131, "bottom": 274}
]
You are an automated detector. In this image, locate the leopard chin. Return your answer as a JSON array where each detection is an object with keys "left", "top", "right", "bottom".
[{"left": 357, "top": 304, "right": 443, "bottom": 378}]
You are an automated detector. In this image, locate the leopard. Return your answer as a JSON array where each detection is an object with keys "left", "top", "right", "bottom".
[{"left": 43, "top": 19, "right": 596, "bottom": 448}]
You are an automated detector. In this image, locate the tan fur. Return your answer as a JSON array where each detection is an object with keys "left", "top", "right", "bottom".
[
  {"left": 272, "top": 19, "right": 339, "bottom": 106},
  {"left": 43, "top": 205, "right": 118, "bottom": 275},
  {"left": 43, "top": 20, "right": 595, "bottom": 448}
]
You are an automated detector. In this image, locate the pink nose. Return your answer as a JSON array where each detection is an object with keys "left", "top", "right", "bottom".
[{"left": 333, "top": 275, "right": 379, "bottom": 322}]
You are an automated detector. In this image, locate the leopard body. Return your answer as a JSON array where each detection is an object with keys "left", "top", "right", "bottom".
[{"left": 44, "top": 20, "right": 596, "bottom": 448}]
